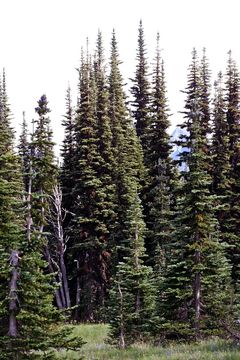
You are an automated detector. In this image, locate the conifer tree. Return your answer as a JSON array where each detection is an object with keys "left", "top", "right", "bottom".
[
  {"left": 94, "top": 30, "right": 117, "bottom": 256},
  {"left": 0, "top": 74, "right": 83, "bottom": 359},
  {"left": 61, "top": 86, "right": 76, "bottom": 230},
  {"left": 143, "top": 34, "right": 173, "bottom": 267},
  {"left": 131, "top": 20, "right": 151, "bottom": 154},
  {"left": 69, "top": 53, "right": 112, "bottom": 321},
  {"left": 158, "top": 51, "right": 232, "bottom": 340},
  {"left": 199, "top": 48, "right": 211, "bottom": 140},
  {"left": 31, "top": 94, "right": 57, "bottom": 229},
  {"left": 108, "top": 195, "right": 155, "bottom": 348},
  {"left": 108, "top": 30, "right": 145, "bottom": 262},
  {"left": 18, "top": 111, "right": 30, "bottom": 193},
  {"left": 212, "top": 73, "right": 232, "bottom": 247},
  {"left": 224, "top": 52, "right": 240, "bottom": 289}
]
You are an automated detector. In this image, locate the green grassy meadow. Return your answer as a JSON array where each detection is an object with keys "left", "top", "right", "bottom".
[{"left": 56, "top": 324, "right": 240, "bottom": 359}]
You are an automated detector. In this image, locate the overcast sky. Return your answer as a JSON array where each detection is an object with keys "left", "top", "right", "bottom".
[{"left": 1, "top": 0, "right": 240, "bottom": 150}]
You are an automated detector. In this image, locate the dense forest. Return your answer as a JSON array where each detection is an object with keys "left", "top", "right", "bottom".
[{"left": 1, "top": 21, "right": 240, "bottom": 358}]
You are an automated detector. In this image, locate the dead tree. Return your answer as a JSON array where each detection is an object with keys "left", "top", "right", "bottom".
[{"left": 48, "top": 185, "right": 71, "bottom": 310}]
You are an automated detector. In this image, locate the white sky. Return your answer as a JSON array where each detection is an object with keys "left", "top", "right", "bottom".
[{"left": 1, "top": 0, "right": 240, "bottom": 152}]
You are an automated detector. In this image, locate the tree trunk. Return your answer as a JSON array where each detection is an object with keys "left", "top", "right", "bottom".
[
  {"left": 60, "top": 250, "right": 71, "bottom": 308},
  {"left": 52, "top": 186, "right": 71, "bottom": 309},
  {"left": 74, "top": 259, "right": 81, "bottom": 322},
  {"left": 44, "top": 245, "right": 64, "bottom": 309},
  {"left": 194, "top": 249, "right": 201, "bottom": 339},
  {"left": 118, "top": 282, "right": 125, "bottom": 349},
  {"left": 8, "top": 250, "right": 20, "bottom": 337}
]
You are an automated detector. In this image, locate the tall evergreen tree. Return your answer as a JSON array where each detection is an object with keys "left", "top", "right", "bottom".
[
  {"left": 31, "top": 94, "right": 57, "bottom": 229},
  {"left": 108, "top": 30, "right": 145, "bottom": 263},
  {"left": 18, "top": 111, "right": 30, "bottom": 193},
  {"left": 199, "top": 48, "right": 211, "bottom": 140},
  {"left": 94, "top": 30, "right": 117, "bottom": 255},
  {"left": 157, "top": 51, "right": 232, "bottom": 340},
  {"left": 69, "top": 52, "right": 112, "bottom": 321},
  {"left": 131, "top": 20, "right": 151, "bottom": 154},
  {"left": 143, "top": 33, "right": 173, "bottom": 267},
  {"left": 61, "top": 86, "right": 75, "bottom": 222},
  {"left": 0, "top": 74, "right": 83, "bottom": 359},
  {"left": 224, "top": 52, "right": 240, "bottom": 289}
]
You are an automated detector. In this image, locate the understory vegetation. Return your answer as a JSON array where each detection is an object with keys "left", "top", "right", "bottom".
[{"left": 57, "top": 324, "right": 240, "bottom": 360}]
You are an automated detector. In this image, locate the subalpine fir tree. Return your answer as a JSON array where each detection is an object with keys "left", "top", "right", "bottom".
[
  {"left": 199, "top": 48, "right": 211, "bottom": 140},
  {"left": 30, "top": 95, "right": 72, "bottom": 311},
  {"left": 143, "top": 33, "right": 173, "bottom": 267},
  {"left": 94, "top": 30, "right": 117, "bottom": 252},
  {"left": 224, "top": 52, "right": 240, "bottom": 289},
  {"left": 69, "top": 52, "right": 112, "bottom": 321},
  {"left": 18, "top": 111, "right": 30, "bottom": 193},
  {"left": 31, "top": 94, "right": 58, "bottom": 229},
  {"left": 108, "top": 194, "right": 155, "bottom": 348},
  {"left": 61, "top": 86, "right": 76, "bottom": 230},
  {"left": 108, "top": 30, "right": 145, "bottom": 263},
  {"left": 157, "top": 50, "right": 232, "bottom": 340},
  {"left": 131, "top": 20, "right": 151, "bottom": 155},
  {"left": 0, "top": 74, "right": 83, "bottom": 359},
  {"left": 212, "top": 73, "right": 232, "bottom": 246}
]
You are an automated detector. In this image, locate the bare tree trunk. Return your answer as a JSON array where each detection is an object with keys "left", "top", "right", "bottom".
[
  {"left": 44, "top": 245, "right": 64, "bottom": 309},
  {"left": 60, "top": 250, "right": 71, "bottom": 308},
  {"left": 8, "top": 250, "right": 20, "bottom": 337},
  {"left": 51, "top": 185, "right": 71, "bottom": 309},
  {"left": 118, "top": 282, "right": 125, "bottom": 349}
]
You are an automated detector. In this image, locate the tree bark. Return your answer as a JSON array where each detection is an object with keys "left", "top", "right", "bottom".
[
  {"left": 8, "top": 250, "right": 20, "bottom": 337},
  {"left": 51, "top": 186, "right": 71, "bottom": 310},
  {"left": 194, "top": 249, "right": 201, "bottom": 339},
  {"left": 134, "top": 224, "right": 141, "bottom": 313},
  {"left": 44, "top": 245, "right": 64, "bottom": 309},
  {"left": 118, "top": 282, "right": 125, "bottom": 349},
  {"left": 74, "top": 259, "right": 81, "bottom": 322}
]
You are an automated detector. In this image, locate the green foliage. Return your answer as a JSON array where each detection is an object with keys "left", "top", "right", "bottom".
[
  {"left": 130, "top": 20, "right": 151, "bottom": 154},
  {"left": 0, "top": 78, "right": 84, "bottom": 358},
  {"left": 157, "top": 50, "right": 233, "bottom": 340},
  {"left": 142, "top": 33, "right": 173, "bottom": 267},
  {"left": 108, "top": 195, "right": 156, "bottom": 347}
]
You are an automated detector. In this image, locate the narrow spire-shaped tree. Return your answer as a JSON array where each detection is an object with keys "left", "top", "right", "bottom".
[
  {"left": 61, "top": 86, "right": 76, "bottom": 231},
  {"left": 158, "top": 51, "right": 232, "bottom": 340},
  {"left": 31, "top": 94, "right": 57, "bottom": 228},
  {"left": 143, "top": 33, "right": 173, "bottom": 266},
  {"left": 224, "top": 52, "right": 240, "bottom": 291},
  {"left": 18, "top": 111, "right": 30, "bottom": 193},
  {"left": 131, "top": 20, "right": 151, "bottom": 154},
  {"left": 69, "top": 53, "right": 111, "bottom": 321},
  {"left": 108, "top": 30, "right": 145, "bottom": 262},
  {"left": 94, "top": 30, "right": 117, "bottom": 246},
  {"left": 199, "top": 48, "right": 211, "bottom": 139}
]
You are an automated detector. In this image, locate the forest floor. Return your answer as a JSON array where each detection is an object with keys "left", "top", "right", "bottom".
[{"left": 56, "top": 324, "right": 240, "bottom": 359}]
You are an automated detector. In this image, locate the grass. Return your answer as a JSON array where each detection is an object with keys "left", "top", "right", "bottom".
[{"left": 56, "top": 324, "right": 240, "bottom": 359}]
